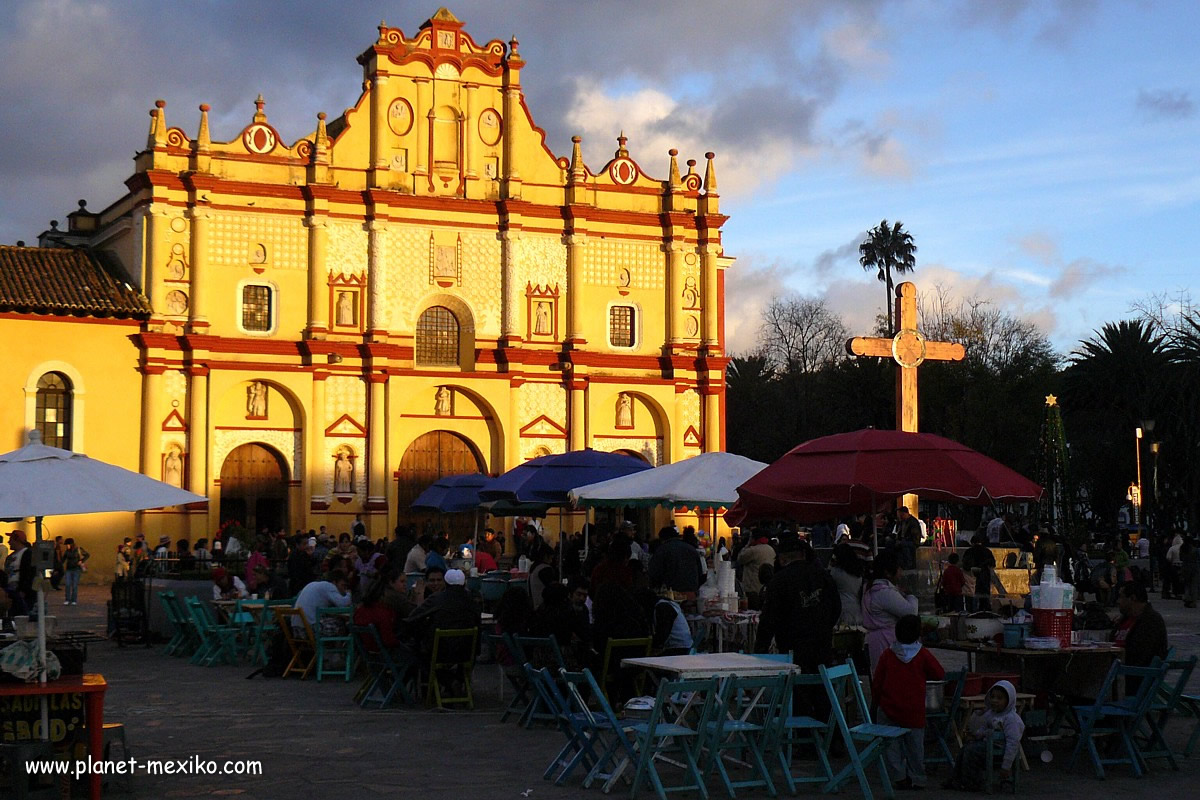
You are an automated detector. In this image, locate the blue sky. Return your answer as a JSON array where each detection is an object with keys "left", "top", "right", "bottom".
[{"left": 0, "top": 1, "right": 1196, "bottom": 354}]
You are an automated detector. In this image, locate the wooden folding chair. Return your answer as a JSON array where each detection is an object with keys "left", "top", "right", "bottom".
[
  {"left": 819, "top": 661, "right": 908, "bottom": 800},
  {"left": 701, "top": 672, "right": 786, "bottom": 797},
  {"left": 927, "top": 669, "right": 967, "bottom": 766},
  {"left": 351, "top": 624, "right": 416, "bottom": 708},
  {"left": 272, "top": 606, "right": 317, "bottom": 679},
  {"left": 426, "top": 627, "right": 478, "bottom": 709},
  {"left": 769, "top": 672, "right": 835, "bottom": 793},
  {"left": 599, "top": 636, "right": 652, "bottom": 704},
  {"left": 628, "top": 675, "right": 720, "bottom": 800},
  {"left": 1069, "top": 661, "right": 1168, "bottom": 779}
]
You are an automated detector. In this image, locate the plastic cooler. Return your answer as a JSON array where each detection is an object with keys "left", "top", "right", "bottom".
[{"left": 1032, "top": 608, "right": 1072, "bottom": 649}]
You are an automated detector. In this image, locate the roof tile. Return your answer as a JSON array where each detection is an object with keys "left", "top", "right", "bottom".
[{"left": 0, "top": 245, "right": 150, "bottom": 318}]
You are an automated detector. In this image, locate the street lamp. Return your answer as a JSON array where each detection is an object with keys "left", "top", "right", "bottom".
[{"left": 1135, "top": 426, "right": 1144, "bottom": 544}]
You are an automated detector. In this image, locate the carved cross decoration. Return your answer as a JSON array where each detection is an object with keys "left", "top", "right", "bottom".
[{"left": 846, "top": 281, "right": 966, "bottom": 512}]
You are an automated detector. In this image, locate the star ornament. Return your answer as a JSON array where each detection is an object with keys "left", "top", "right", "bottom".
[{"left": 1045, "top": 394, "right": 1058, "bottom": 407}]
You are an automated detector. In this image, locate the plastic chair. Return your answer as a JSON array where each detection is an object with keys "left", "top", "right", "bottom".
[
  {"left": 598, "top": 636, "right": 653, "bottom": 703},
  {"left": 425, "top": 627, "right": 478, "bottom": 709},
  {"left": 927, "top": 669, "right": 968, "bottom": 765},
  {"left": 629, "top": 675, "right": 720, "bottom": 800},
  {"left": 350, "top": 623, "right": 416, "bottom": 708},
  {"left": 1069, "top": 660, "right": 1168, "bottom": 778},
  {"left": 819, "top": 660, "right": 908, "bottom": 800},
  {"left": 560, "top": 667, "right": 640, "bottom": 790},
  {"left": 701, "top": 672, "right": 786, "bottom": 797},
  {"left": 768, "top": 672, "right": 835, "bottom": 793},
  {"left": 1139, "top": 654, "right": 1197, "bottom": 766},
  {"left": 315, "top": 606, "right": 355, "bottom": 682},
  {"left": 272, "top": 606, "right": 317, "bottom": 679}
]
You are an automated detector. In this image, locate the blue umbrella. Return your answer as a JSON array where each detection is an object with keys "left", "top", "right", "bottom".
[
  {"left": 410, "top": 472, "right": 491, "bottom": 513},
  {"left": 480, "top": 448, "right": 652, "bottom": 506}
]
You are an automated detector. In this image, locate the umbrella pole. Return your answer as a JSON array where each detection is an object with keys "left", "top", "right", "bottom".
[
  {"left": 36, "top": 515, "right": 49, "bottom": 741},
  {"left": 472, "top": 510, "right": 479, "bottom": 573},
  {"left": 871, "top": 492, "right": 879, "bottom": 556},
  {"left": 558, "top": 507, "right": 564, "bottom": 582}
]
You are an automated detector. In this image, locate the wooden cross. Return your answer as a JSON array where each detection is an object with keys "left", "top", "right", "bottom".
[{"left": 846, "top": 281, "right": 965, "bottom": 512}]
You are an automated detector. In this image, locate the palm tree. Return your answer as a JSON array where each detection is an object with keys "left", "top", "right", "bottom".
[{"left": 859, "top": 219, "right": 917, "bottom": 334}]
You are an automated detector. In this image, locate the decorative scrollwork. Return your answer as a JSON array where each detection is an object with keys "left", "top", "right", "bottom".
[
  {"left": 165, "top": 128, "right": 189, "bottom": 148},
  {"left": 487, "top": 42, "right": 505, "bottom": 56},
  {"left": 382, "top": 29, "right": 402, "bottom": 46},
  {"left": 684, "top": 174, "right": 702, "bottom": 192},
  {"left": 296, "top": 140, "right": 313, "bottom": 160}
]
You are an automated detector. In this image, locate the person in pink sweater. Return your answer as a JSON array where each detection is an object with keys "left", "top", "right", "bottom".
[{"left": 861, "top": 550, "right": 919, "bottom": 671}]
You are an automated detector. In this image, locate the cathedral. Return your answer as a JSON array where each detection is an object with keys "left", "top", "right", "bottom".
[{"left": 0, "top": 9, "right": 732, "bottom": 573}]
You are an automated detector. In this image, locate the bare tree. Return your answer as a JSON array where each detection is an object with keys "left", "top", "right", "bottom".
[
  {"left": 758, "top": 295, "right": 849, "bottom": 374},
  {"left": 918, "top": 284, "right": 1058, "bottom": 373}
]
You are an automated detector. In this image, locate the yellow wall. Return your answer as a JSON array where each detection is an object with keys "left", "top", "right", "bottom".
[{"left": 0, "top": 10, "right": 733, "bottom": 577}]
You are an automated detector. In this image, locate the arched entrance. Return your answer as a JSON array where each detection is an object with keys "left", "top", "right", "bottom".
[
  {"left": 396, "top": 431, "right": 485, "bottom": 539},
  {"left": 219, "top": 443, "right": 289, "bottom": 534}
]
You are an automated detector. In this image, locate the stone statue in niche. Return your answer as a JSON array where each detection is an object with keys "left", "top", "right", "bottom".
[
  {"left": 166, "top": 259, "right": 185, "bottom": 280},
  {"left": 247, "top": 381, "right": 268, "bottom": 418},
  {"left": 683, "top": 277, "right": 699, "bottom": 308},
  {"left": 616, "top": 393, "right": 633, "bottom": 428},
  {"left": 333, "top": 448, "right": 354, "bottom": 494},
  {"left": 336, "top": 291, "right": 355, "bottom": 326},
  {"left": 435, "top": 386, "right": 452, "bottom": 416},
  {"left": 250, "top": 243, "right": 268, "bottom": 264},
  {"left": 533, "top": 302, "right": 551, "bottom": 335},
  {"left": 164, "top": 446, "right": 183, "bottom": 488}
]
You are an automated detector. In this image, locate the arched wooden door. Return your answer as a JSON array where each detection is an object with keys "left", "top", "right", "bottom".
[
  {"left": 219, "top": 443, "right": 288, "bottom": 534},
  {"left": 396, "top": 431, "right": 485, "bottom": 540}
]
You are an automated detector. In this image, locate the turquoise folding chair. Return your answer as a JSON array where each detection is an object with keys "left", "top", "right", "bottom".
[
  {"left": 701, "top": 673, "right": 786, "bottom": 798},
  {"left": 1069, "top": 660, "right": 1167, "bottom": 779},
  {"left": 315, "top": 606, "right": 355, "bottom": 682},
  {"left": 184, "top": 597, "right": 239, "bottom": 666},
  {"left": 158, "top": 591, "right": 191, "bottom": 656},
  {"left": 512, "top": 636, "right": 567, "bottom": 727},
  {"left": 819, "top": 661, "right": 908, "bottom": 800},
  {"left": 629, "top": 675, "right": 720, "bottom": 800},
  {"left": 247, "top": 598, "right": 293, "bottom": 666},
  {"left": 560, "top": 667, "right": 640, "bottom": 790},
  {"left": 768, "top": 672, "right": 835, "bottom": 793},
  {"left": 926, "top": 669, "right": 968, "bottom": 766},
  {"left": 525, "top": 665, "right": 601, "bottom": 784},
  {"left": 491, "top": 633, "right": 537, "bottom": 724},
  {"left": 1139, "top": 654, "right": 1197, "bottom": 766},
  {"left": 350, "top": 623, "right": 416, "bottom": 708},
  {"left": 164, "top": 591, "right": 202, "bottom": 657}
]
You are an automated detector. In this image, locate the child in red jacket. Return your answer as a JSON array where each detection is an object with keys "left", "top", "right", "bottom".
[{"left": 872, "top": 614, "right": 946, "bottom": 789}]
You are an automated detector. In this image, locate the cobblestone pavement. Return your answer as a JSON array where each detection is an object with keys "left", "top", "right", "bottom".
[{"left": 16, "top": 583, "right": 1200, "bottom": 799}]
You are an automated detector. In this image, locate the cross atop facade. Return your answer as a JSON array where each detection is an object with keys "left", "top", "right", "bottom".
[{"left": 846, "top": 281, "right": 965, "bottom": 434}]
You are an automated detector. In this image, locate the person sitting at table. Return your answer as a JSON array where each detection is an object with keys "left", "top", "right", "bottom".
[
  {"left": 590, "top": 534, "right": 634, "bottom": 591},
  {"left": 401, "top": 568, "right": 480, "bottom": 666},
  {"left": 945, "top": 680, "right": 1024, "bottom": 791},
  {"left": 861, "top": 550, "right": 918, "bottom": 673},
  {"left": 425, "top": 536, "right": 450, "bottom": 573},
  {"left": 293, "top": 568, "right": 352, "bottom": 628},
  {"left": 252, "top": 564, "right": 289, "bottom": 600},
  {"left": 529, "top": 581, "right": 592, "bottom": 667},
  {"left": 872, "top": 614, "right": 945, "bottom": 790},
  {"left": 473, "top": 543, "right": 498, "bottom": 573},
  {"left": 416, "top": 564, "right": 447, "bottom": 602},
  {"left": 381, "top": 567, "right": 414, "bottom": 620},
  {"left": 591, "top": 582, "right": 650, "bottom": 663},
  {"left": 645, "top": 588, "right": 693, "bottom": 657},
  {"left": 1113, "top": 581, "right": 1168, "bottom": 692},
  {"left": 211, "top": 566, "right": 249, "bottom": 601},
  {"left": 737, "top": 529, "right": 776, "bottom": 610},
  {"left": 354, "top": 569, "right": 408, "bottom": 652}
]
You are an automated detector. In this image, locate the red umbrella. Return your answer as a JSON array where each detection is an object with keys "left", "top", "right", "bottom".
[{"left": 725, "top": 428, "right": 1043, "bottom": 526}]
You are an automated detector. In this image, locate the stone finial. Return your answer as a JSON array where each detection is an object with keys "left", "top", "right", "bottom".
[
  {"left": 253, "top": 94, "right": 267, "bottom": 123},
  {"left": 377, "top": 19, "right": 387, "bottom": 42},
  {"left": 569, "top": 135, "right": 586, "bottom": 182},
  {"left": 615, "top": 131, "right": 629, "bottom": 158},
  {"left": 148, "top": 99, "right": 167, "bottom": 147},
  {"left": 703, "top": 151, "right": 718, "bottom": 195},
  {"left": 509, "top": 35, "right": 520, "bottom": 57},
  {"left": 316, "top": 111, "right": 329, "bottom": 144},
  {"left": 686, "top": 159, "right": 698, "bottom": 178},
  {"left": 197, "top": 104, "right": 211, "bottom": 149},
  {"left": 668, "top": 149, "right": 681, "bottom": 188}
]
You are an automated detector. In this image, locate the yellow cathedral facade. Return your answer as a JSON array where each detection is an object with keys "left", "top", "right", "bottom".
[{"left": 0, "top": 9, "right": 733, "bottom": 574}]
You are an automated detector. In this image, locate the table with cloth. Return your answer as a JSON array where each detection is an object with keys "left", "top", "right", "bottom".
[{"left": 685, "top": 612, "right": 759, "bottom": 653}]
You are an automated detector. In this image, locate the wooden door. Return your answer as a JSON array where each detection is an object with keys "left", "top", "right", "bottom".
[
  {"left": 219, "top": 443, "right": 288, "bottom": 533},
  {"left": 396, "top": 431, "right": 485, "bottom": 540}
]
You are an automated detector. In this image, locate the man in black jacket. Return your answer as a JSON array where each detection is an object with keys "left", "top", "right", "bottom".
[
  {"left": 1115, "top": 581, "right": 1168, "bottom": 693},
  {"left": 755, "top": 532, "right": 841, "bottom": 715},
  {"left": 647, "top": 526, "right": 705, "bottom": 598}
]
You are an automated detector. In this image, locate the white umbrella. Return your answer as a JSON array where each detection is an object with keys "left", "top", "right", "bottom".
[
  {"left": 568, "top": 451, "right": 767, "bottom": 510},
  {"left": 0, "top": 429, "right": 206, "bottom": 738}
]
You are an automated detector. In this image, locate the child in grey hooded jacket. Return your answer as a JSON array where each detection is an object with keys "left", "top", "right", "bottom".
[{"left": 947, "top": 680, "right": 1025, "bottom": 790}]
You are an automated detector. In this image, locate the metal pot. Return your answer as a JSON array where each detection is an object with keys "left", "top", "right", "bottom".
[{"left": 926, "top": 680, "right": 946, "bottom": 712}]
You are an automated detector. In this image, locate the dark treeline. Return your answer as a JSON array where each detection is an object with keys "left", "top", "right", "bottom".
[{"left": 726, "top": 288, "right": 1200, "bottom": 533}]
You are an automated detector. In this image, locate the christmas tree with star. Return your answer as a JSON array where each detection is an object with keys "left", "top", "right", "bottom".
[{"left": 1035, "top": 394, "right": 1080, "bottom": 543}]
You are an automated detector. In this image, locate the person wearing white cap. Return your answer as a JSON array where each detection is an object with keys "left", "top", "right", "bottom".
[{"left": 402, "top": 567, "right": 479, "bottom": 660}]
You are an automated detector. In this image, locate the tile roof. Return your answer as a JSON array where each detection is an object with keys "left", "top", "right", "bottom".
[{"left": 0, "top": 245, "right": 150, "bottom": 318}]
